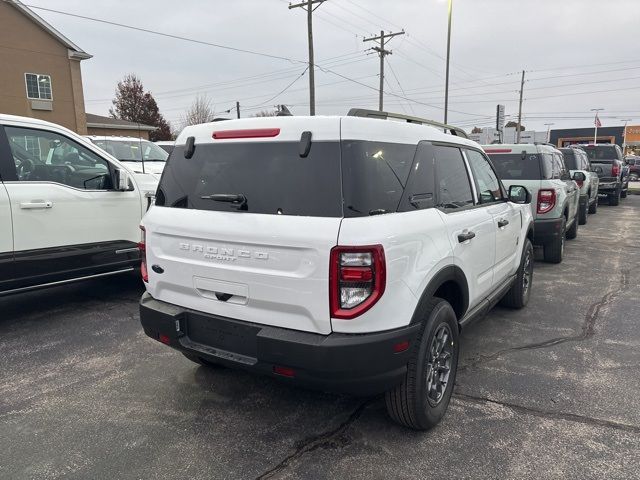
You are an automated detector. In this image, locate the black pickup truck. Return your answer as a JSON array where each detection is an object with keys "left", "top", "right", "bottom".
[{"left": 581, "top": 144, "right": 629, "bottom": 206}]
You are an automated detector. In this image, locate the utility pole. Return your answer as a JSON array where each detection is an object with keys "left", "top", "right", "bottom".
[
  {"left": 289, "top": 0, "right": 325, "bottom": 116},
  {"left": 363, "top": 30, "right": 404, "bottom": 111},
  {"left": 236, "top": 101, "right": 240, "bottom": 119},
  {"left": 516, "top": 70, "right": 526, "bottom": 144}
]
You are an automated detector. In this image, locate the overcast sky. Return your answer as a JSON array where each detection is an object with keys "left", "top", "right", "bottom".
[{"left": 27, "top": 0, "right": 640, "bottom": 132}]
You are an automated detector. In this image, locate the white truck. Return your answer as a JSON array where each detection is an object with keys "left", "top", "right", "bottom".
[
  {"left": 0, "top": 114, "right": 154, "bottom": 295},
  {"left": 138, "top": 109, "right": 535, "bottom": 430}
]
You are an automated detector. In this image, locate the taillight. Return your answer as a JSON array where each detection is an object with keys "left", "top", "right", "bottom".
[
  {"left": 576, "top": 179, "right": 584, "bottom": 188},
  {"left": 329, "top": 245, "right": 386, "bottom": 319},
  {"left": 612, "top": 162, "right": 620, "bottom": 177},
  {"left": 537, "top": 189, "right": 557, "bottom": 214},
  {"left": 139, "top": 226, "right": 148, "bottom": 283}
]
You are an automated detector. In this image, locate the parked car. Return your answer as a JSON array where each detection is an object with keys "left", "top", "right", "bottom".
[
  {"left": 154, "top": 140, "right": 175, "bottom": 155},
  {"left": 559, "top": 147, "right": 599, "bottom": 223},
  {"left": 483, "top": 144, "right": 580, "bottom": 264},
  {"left": 86, "top": 135, "right": 168, "bottom": 180},
  {"left": 0, "top": 114, "right": 153, "bottom": 295},
  {"left": 138, "top": 109, "right": 535, "bottom": 431},
  {"left": 581, "top": 144, "right": 629, "bottom": 205},
  {"left": 625, "top": 155, "right": 640, "bottom": 181}
]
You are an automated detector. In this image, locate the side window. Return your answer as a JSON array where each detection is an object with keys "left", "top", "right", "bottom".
[
  {"left": 465, "top": 149, "right": 503, "bottom": 204},
  {"left": 433, "top": 145, "right": 474, "bottom": 210},
  {"left": 399, "top": 141, "right": 435, "bottom": 211},
  {"left": 5, "top": 126, "right": 113, "bottom": 190},
  {"left": 556, "top": 153, "right": 570, "bottom": 180}
]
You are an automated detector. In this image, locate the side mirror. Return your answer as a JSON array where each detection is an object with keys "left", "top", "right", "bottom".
[
  {"left": 572, "top": 172, "right": 586, "bottom": 182},
  {"left": 114, "top": 168, "right": 132, "bottom": 191},
  {"left": 508, "top": 185, "right": 531, "bottom": 204}
]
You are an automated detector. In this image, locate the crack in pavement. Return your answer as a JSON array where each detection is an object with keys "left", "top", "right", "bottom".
[
  {"left": 255, "top": 399, "right": 374, "bottom": 480},
  {"left": 454, "top": 392, "right": 640, "bottom": 434},
  {"left": 459, "top": 269, "right": 630, "bottom": 371}
]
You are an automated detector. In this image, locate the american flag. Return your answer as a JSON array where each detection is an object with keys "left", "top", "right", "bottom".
[{"left": 594, "top": 113, "right": 602, "bottom": 128}]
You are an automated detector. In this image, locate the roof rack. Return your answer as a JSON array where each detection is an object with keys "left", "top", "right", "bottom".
[{"left": 347, "top": 108, "right": 468, "bottom": 139}]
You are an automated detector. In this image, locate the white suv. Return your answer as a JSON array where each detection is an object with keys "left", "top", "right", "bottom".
[{"left": 139, "top": 109, "right": 535, "bottom": 430}]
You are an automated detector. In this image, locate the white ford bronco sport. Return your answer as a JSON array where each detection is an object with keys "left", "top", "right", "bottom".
[{"left": 139, "top": 109, "right": 535, "bottom": 430}]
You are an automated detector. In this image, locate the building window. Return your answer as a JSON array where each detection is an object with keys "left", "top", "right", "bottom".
[{"left": 25, "top": 73, "right": 52, "bottom": 100}]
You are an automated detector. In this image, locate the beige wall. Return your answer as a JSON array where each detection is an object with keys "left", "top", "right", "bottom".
[
  {"left": 86, "top": 128, "right": 150, "bottom": 140},
  {"left": 0, "top": 2, "right": 87, "bottom": 133}
]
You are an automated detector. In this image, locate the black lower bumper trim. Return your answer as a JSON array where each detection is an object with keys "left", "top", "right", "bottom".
[{"left": 139, "top": 293, "right": 421, "bottom": 396}]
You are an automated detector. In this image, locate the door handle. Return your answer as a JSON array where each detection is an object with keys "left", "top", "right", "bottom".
[
  {"left": 457, "top": 231, "right": 476, "bottom": 243},
  {"left": 20, "top": 201, "right": 53, "bottom": 209},
  {"left": 498, "top": 219, "right": 509, "bottom": 228}
]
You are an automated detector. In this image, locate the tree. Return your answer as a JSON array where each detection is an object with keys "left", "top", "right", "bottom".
[
  {"left": 505, "top": 121, "right": 525, "bottom": 132},
  {"left": 110, "top": 74, "right": 172, "bottom": 141},
  {"left": 471, "top": 126, "right": 483, "bottom": 134},
  {"left": 180, "top": 94, "right": 215, "bottom": 127},
  {"left": 252, "top": 109, "right": 278, "bottom": 117}
]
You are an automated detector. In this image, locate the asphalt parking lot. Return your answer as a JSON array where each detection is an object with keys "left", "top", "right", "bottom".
[{"left": 1, "top": 196, "right": 639, "bottom": 480}]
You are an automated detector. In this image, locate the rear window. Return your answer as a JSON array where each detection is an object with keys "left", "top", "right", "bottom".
[
  {"left": 156, "top": 141, "right": 343, "bottom": 217},
  {"left": 156, "top": 140, "right": 417, "bottom": 218},
  {"left": 583, "top": 145, "right": 617, "bottom": 162},
  {"left": 485, "top": 153, "right": 542, "bottom": 180}
]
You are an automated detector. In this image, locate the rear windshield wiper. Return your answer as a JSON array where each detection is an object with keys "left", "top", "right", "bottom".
[{"left": 201, "top": 193, "right": 248, "bottom": 209}]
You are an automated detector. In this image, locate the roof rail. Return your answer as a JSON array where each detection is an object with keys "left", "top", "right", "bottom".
[
  {"left": 533, "top": 142, "right": 557, "bottom": 148},
  {"left": 347, "top": 108, "right": 468, "bottom": 139}
]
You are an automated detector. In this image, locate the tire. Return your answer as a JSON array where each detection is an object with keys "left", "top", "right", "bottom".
[
  {"left": 385, "top": 298, "right": 459, "bottom": 431},
  {"left": 621, "top": 188, "right": 628, "bottom": 199},
  {"left": 500, "top": 239, "right": 534, "bottom": 309},
  {"left": 609, "top": 190, "right": 620, "bottom": 206},
  {"left": 543, "top": 218, "right": 565, "bottom": 263},
  {"left": 578, "top": 200, "right": 588, "bottom": 225},
  {"left": 566, "top": 215, "right": 578, "bottom": 240},
  {"left": 588, "top": 196, "right": 598, "bottom": 214},
  {"left": 182, "top": 352, "right": 224, "bottom": 368}
]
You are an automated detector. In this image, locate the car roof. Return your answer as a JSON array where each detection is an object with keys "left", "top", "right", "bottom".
[{"left": 175, "top": 115, "right": 480, "bottom": 149}]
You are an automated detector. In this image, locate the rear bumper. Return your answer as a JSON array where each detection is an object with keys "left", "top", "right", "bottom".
[
  {"left": 533, "top": 217, "right": 564, "bottom": 245},
  {"left": 139, "top": 293, "right": 420, "bottom": 396},
  {"left": 598, "top": 181, "right": 621, "bottom": 194}
]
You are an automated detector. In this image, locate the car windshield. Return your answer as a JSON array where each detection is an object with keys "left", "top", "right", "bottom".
[
  {"left": 486, "top": 153, "right": 542, "bottom": 180},
  {"left": 92, "top": 138, "right": 169, "bottom": 162},
  {"left": 583, "top": 145, "right": 617, "bottom": 162}
]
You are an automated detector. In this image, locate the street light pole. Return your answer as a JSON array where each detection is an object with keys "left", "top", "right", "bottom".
[
  {"left": 620, "top": 118, "right": 632, "bottom": 155},
  {"left": 544, "top": 123, "right": 555, "bottom": 144},
  {"left": 443, "top": 0, "right": 452, "bottom": 125},
  {"left": 591, "top": 108, "right": 604, "bottom": 144}
]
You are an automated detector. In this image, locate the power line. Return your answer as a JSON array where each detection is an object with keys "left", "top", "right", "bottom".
[
  {"left": 25, "top": 4, "right": 307, "bottom": 65},
  {"left": 363, "top": 29, "right": 405, "bottom": 111}
]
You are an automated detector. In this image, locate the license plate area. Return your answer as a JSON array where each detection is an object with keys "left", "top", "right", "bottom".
[{"left": 186, "top": 312, "right": 259, "bottom": 362}]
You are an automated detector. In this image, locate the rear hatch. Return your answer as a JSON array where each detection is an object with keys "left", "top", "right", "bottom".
[
  {"left": 143, "top": 118, "right": 342, "bottom": 335},
  {"left": 582, "top": 145, "right": 618, "bottom": 182},
  {"left": 484, "top": 149, "right": 543, "bottom": 219}
]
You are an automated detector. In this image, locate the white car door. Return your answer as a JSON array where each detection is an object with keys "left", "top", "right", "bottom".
[
  {"left": 0, "top": 182, "right": 13, "bottom": 290},
  {"left": 464, "top": 148, "right": 520, "bottom": 286},
  {"left": 2, "top": 124, "right": 143, "bottom": 285},
  {"left": 433, "top": 145, "right": 495, "bottom": 308}
]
